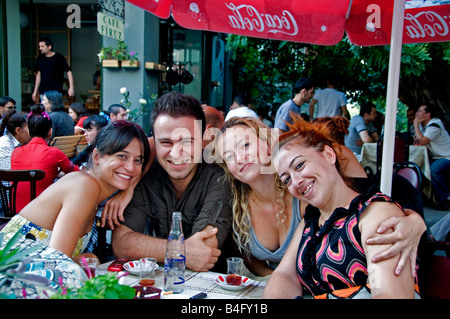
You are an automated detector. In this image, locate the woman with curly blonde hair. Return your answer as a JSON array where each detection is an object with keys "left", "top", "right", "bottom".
[{"left": 215, "top": 117, "right": 303, "bottom": 276}]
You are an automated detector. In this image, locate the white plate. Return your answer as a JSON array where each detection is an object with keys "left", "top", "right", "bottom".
[
  {"left": 123, "top": 260, "right": 142, "bottom": 276},
  {"left": 215, "top": 275, "right": 252, "bottom": 291},
  {"left": 123, "top": 260, "right": 159, "bottom": 276}
]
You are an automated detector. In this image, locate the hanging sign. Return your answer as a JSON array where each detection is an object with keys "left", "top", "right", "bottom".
[{"left": 97, "top": 12, "right": 124, "bottom": 41}]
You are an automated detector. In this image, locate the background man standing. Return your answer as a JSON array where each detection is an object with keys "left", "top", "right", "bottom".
[
  {"left": 274, "top": 77, "right": 315, "bottom": 132},
  {"left": 32, "top": 37, "right": 74, "bottom": 102},
  {"left": 309, "top": 74, "right": 350, "bottom": 120}
]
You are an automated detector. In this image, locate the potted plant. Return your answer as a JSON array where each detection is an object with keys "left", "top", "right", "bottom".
[
  {"left": 98, "top": 41, "right": 140, "bottom": 69},
  {"left": 98, "top": 46, "right": 120, "bottom": 68}
]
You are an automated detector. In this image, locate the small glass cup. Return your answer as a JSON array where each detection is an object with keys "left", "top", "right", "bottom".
[
  {"left": 139, "top": 257, "right": 157, "bottom": 287},
  {"left": 226, "top": 257, "right": 243, "bottom": 286},
  {"left": 79, "top": 257, "right": 98, "bottom": 279}
]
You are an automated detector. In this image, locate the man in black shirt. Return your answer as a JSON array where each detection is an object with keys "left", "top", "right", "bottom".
[{"left": 32, "top": 37, "right": 75, "bottom": 102}]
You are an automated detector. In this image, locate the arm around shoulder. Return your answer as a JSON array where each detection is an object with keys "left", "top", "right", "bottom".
[{"left": 359, "top": 202, "right": 416, "bottom": 298}]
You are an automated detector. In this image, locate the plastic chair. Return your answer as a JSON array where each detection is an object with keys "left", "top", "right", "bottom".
[
  {"left": 0, "top": 169, "right": 45, "bottom": 224},
  {"left": 394, "top": 161, "right": 422, "bottom": 190},
  {"left": 376, "top": 135, "right": 409, "bottom": 176}
]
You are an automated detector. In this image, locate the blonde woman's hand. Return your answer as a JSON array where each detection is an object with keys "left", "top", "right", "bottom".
[{"left": 366, "top": 209, "right": 426, "bottom": 276}]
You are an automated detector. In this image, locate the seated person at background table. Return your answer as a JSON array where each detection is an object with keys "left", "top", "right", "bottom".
[
  {"left": 1, "top": 120, "right": 150, "bottom": 263},
  {"left": 0, "top": 110, "right": 30, "bottom": 216},
  {"left": 41, "top": 90, "right": 74, "bottom": 139},
  {"left": 68, "top": 102, "right": 90, "bottom": 135},
  {"left": 224, "top": 93, "right": 259, "bottom": 122},
  {"left": 71, "top": 114, "right": 109, "bottom": 167},
  {"left": 263, "top": 116, "right": 421, "bottom": 299},
  {"left": 108, "top": 104, "right": 128, "bottom": 121},
  {"left": 0, "top": 96, "right": 16, "bottom": 119},
  {"left": 11, "top": 105, "right": 80, "bottom": 212},
  {"left": 112, "top": 92, "right": 233, "bottom": 272},
  {"left": 202, "top": 105, "right": 225, "bottom": 148},
  {"left": 216, "top": 115, "right": 425, "bottom": 278},
  {"left": 413, "top": 104, "right": 450, "bottom": 211},
  {"left": 0, "top": 109, "right": 30, "bottom": 170},
  {"left": 406, "top": 106, "right": 417, "bottom": 140},
  {"left": 344, "top": 102, "right": 379, "bottom": 161}
]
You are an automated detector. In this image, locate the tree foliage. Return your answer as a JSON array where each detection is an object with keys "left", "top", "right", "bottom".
[{"left": 226, "top": 34, "right": 450, "bottom": 130}]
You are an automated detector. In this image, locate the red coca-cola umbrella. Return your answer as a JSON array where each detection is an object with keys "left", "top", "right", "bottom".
[
  {"left": 126, "top": 0, "right": 450, "bottom": 195},
  {"left": 126, "top": 0, "right": 450, "bottom": 45}
]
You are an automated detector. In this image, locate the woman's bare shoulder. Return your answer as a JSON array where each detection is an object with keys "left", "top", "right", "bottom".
[{"left": 56, "top": 171, "right": 101, "bottom": 193}]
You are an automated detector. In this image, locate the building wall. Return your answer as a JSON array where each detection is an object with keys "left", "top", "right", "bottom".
[
  {"left": 101, "top": 1, "right": 160, "bottom": 131},
  {"left": 71, "top": 25, "right": 101, "bottom": 100},
  {"left": 5, "top": 0, "right": 20, "bottom": 104}
]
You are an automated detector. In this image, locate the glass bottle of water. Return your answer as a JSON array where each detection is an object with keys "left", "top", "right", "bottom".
[{"left": 164, "top": 211, "right": 185, "bottom": 293}]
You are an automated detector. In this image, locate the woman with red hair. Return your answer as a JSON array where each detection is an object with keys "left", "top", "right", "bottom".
[{"left": 263, "top": 114, "right": 423, "bottom": 299}]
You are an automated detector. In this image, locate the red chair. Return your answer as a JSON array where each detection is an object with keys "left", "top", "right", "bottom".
[
  {"left": 394, "top": 161, "right": 422, "bottom": 190},
  {"left": 376, "top": 135, "right": 409, "bottom": 176},
  {"left": 418, "top": 241, "right": 450, "bottom": 299}
]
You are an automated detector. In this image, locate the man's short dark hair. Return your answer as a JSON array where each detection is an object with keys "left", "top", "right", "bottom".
[
  {"left": 360, "top": 102, "right": 376, "bottom": 116},
  {"left": 44, "top": 90, "right": 65, "bottom": 111},
  {"left": 422, "top": 104, "right": 440, "bottom": 119},
  {"left": 233, "top": 93, "right": 248, "bottom": 106},
  {"left": 38, "top": 37, "right": 53, "bottom": 47},
  {"left": 293, "top": 78, "right": 314, "bottom": 95},
  {"left": 151, "top": 92, "right": 206, "bottom": 134},
  {"left": 0, "top": 96, "right": 16, "bottom": 107}
]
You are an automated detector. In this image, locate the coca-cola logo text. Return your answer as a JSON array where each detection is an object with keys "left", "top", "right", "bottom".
[
  {"left": 225, "top": 3, "right": 298, "bottom": 36},
  {"left": 405, "top": 10, "right": 449, "bottom": 39}
]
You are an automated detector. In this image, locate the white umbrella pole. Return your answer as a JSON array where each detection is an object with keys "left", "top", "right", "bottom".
[{"left": 380, "top": 0, "right": 406, "bottom": 196}]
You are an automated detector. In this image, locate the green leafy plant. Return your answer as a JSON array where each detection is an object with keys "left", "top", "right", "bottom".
[{"left": 51, "top": 271, "right": 135, "bottom": 299}]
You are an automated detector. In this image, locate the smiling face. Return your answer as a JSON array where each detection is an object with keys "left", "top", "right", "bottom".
[
  {"left": 93, "top": 137, "right": 144, "bottom": 191},
  {"left": 276, "top": 138, "right": 337, "bottom": 208},
  {"left": 217, "top": 124, "right": 272, "bottom": 184},
  {"left": 153, "top": 114, "right": 203, "bottom": 186}
]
